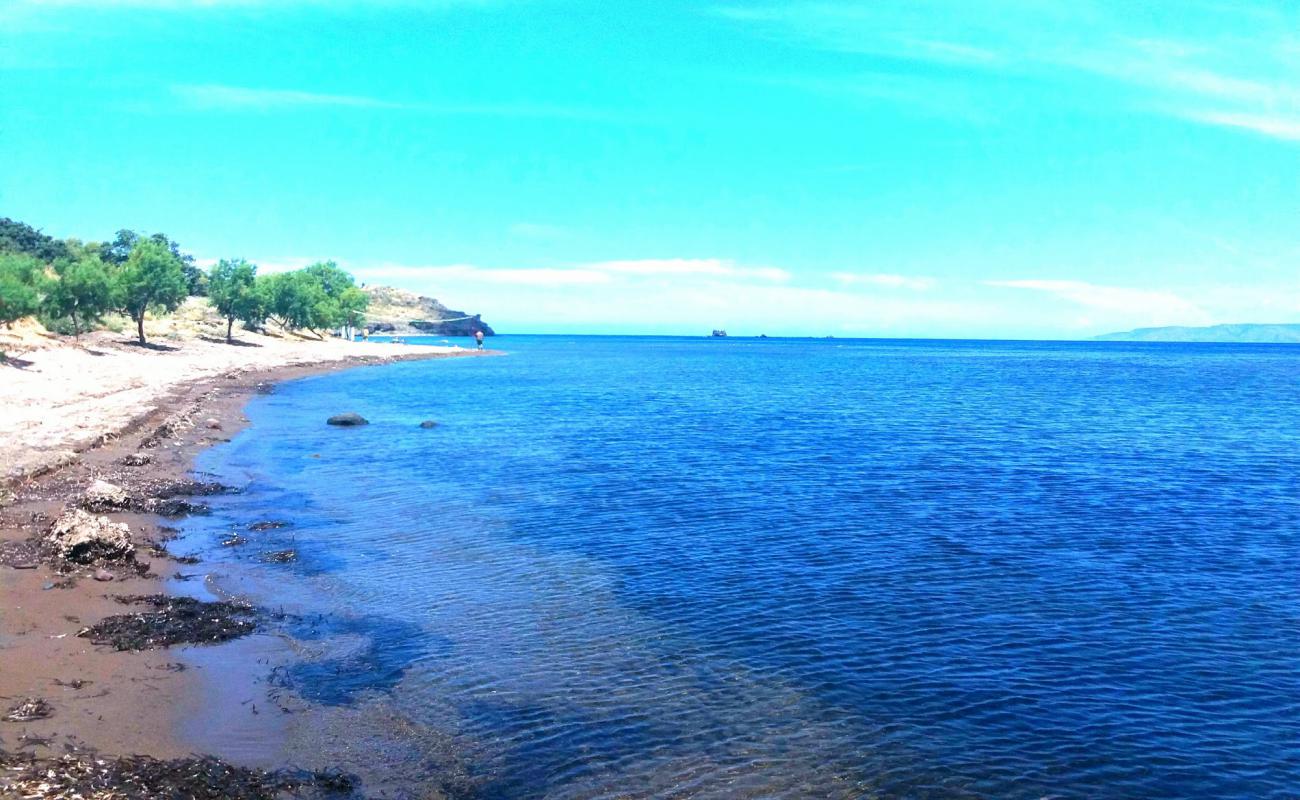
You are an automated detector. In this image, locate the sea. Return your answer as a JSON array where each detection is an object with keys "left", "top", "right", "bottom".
[{"left": 169, "top": 335, "right": 1300, "bottom": 799}]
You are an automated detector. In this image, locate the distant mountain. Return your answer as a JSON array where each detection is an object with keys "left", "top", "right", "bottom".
[
  {"left": 361, "top": 285, "right": 494, "bottom": 337},
  {"left": 1095, "top": 323, "right": 1300, "bottom": 343}
]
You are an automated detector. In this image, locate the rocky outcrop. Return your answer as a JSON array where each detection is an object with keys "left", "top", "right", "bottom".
[
  {"left": 327, "top": 413, "right": 369, "bottom": 426},
  {"left": 361, "top": 285, "right": 494, "bottom": 337},
  {"left": 46, "top": 509, "right": 134, "bottom": 564}
]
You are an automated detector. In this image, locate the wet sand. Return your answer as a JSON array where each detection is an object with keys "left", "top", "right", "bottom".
[{"left": 0, "top": 339, "right": 494, "bottom": 771}]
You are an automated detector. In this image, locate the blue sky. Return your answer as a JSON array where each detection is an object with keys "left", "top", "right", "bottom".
[{"left": 3, "top": 0, "right": 1298, "bottom": 337}]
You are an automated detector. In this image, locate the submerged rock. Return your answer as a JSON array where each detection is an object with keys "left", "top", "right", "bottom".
[
  {"left": 418, "top": 419, "right": 439, "bottom": 429},
  {"left": 46, "top": 509, "right": 134, "bottom": 564},
  {"left": 326, "top": 413, "right": 369, "bottom": 427}
]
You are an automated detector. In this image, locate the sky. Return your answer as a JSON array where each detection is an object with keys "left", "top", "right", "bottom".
[{"left": 2, "top": 0, "right": 1298, "bottom": 338}]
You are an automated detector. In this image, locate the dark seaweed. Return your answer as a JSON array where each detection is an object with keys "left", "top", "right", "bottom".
[{"left": 77, "top": 594, "right": 258, "bottom": 651}]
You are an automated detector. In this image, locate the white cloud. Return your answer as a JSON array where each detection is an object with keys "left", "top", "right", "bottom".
[
  {"left": 986, "top": 279, "right": 1210, "bottom": 326},
  {"left": 831, "top": 272, "right": 936, "bottom": 290}
]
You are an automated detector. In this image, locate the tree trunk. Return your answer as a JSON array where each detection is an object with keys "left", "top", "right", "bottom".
[
  {"left": 136, "top": 314, "right": 146, "bottom": 345},
  {"left": 71, "top": 311, "right": 80, "bottom": 339},
  {"left": 226, "top": 317, "right": 234, "bottom": 343}
]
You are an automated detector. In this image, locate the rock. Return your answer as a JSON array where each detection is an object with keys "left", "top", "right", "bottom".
[
  {"left": 93, "top": 568, "right": 115, "bottom": 582},
  {"left": 46, "top": 509, "right": 134, "bottom": 564},
  {"left": 121, "top": 453, "right": 153, "bottom": 467},
  {"left": 204, "top": 418, "right": 222, "bottom": 430},
  {"left": 418, "top": 420, "right": 438, "bottom": 429},
  {"left": 327, "top": 413, "right": 369, "bottom": 427},
  {"left": 82, "top": 479, "right": 129, "bottom": 512}
]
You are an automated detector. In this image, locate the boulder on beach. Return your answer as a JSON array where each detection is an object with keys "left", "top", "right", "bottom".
[
  {"left": 418, "top": 420, "right": 438, "bottom": 429},
  {"left": 46, "top": 508, "right": 134, "bottom": 564},
  {"left": 327, "top": 413, "right": 369, "bottom": 427},
  {"left": 82, "top": 479, "right": 130, "bottom": 512},
  {"left": 121, "top": 453, "right": 153, "bottom": 467}
]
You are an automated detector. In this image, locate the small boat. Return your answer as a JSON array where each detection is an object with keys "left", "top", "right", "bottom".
[{"left": 711, "top": 329, "right": 728, "bottom": 338}]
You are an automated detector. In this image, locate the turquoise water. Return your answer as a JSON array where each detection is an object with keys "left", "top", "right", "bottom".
[{"left": 183, "top": 336, "right": 1300, "bottom": 798}]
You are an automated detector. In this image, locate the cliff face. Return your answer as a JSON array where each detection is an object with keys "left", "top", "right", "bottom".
[{"left": 361, "top": 285, "right": 495, "bottom": 336}]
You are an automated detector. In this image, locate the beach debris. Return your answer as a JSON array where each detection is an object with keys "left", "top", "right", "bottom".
[
  {"left": 52, "top": 678, "right": 91, "bottom": 690},
  {"left": 77, "top": 594, "right": 258, "bottom": 651},
  {"left": 259, "top": 549, "right": 298, "bottom": 564},
  {"left": 0, "top": 748, "right": 358, "bottom": 800},
  {"left": 93, "top": 567, "right": 116, "bottom": 582},
  {"left": 121, "top": 452, "right": 153, "bottom": 466},
  {"left": 45, "top": 508, "right": 134, "bottom": 564},
  {"left": 249, "top": 520, "right": 290, "bottom": 531},
  {"left": 3, "top": 698, "right": 53, "bottom": 722},
  {"left": 77, "top": 477, "right": 226, "bottom": 518},
  {"left": 418, "top": 419, "right": 439, "bottom": 428},
  {"left": 326, "top": 412, "right": 369, "bottom": 426},
  {"left": 81, "top": 479, "right": 130, "bottom": 512},
  {"left": 204, "top": 417, "right": 223, "bottom": 429}
]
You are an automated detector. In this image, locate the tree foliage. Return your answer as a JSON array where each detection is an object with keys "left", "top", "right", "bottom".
[
  {"left": 103, "top": 229, "right": 205, "bottom": 296},
  {"left": 0, "top": 252, "right": 45, "bottom": 327},
  {"left": 115, "top": 239, "right": 188, "bottom": 344},
  {"left": 44, "top": 255, "right": 117, "bottom": 337},
  {"left": 0, "top": 218, "right": 69, "bottom": 263},
  {"left": 258, "top": 261, "right": 367, "bottom": 336},
  {"left": 207, "top": 258, "right": 264, "bottom": 341}
]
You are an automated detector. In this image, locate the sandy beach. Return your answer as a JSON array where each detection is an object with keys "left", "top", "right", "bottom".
[{"left": 0, "top": 325, "right": 490, "bottom": 795}]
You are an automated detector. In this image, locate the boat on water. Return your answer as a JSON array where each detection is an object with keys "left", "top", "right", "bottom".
[{"left": 711, "top": 329, "right": 728, "bottom": 337}]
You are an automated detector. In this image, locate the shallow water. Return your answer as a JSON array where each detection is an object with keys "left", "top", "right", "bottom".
[{"left": 179, "top": 336, "right": 1300, "bottom": 799}]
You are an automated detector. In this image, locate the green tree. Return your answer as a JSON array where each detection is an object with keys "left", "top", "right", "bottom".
[
  {"left": 208, "top": 258, "right": 264, "bottom": 342},
  {"left": 0, "top": 252, "right": 44, "bottom": 327},
  {"left": 44, "top": 255, "right": 117, "bottom": 337},
  {"left": 114, "top": 239, "right": 188, "bottom": 345}
]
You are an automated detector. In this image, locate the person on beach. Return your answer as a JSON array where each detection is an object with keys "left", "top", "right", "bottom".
[{"left": 474, "top": 330, "right": 485, "bottom": 350}]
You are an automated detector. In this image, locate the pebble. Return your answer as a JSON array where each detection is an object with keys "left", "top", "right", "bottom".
[{"left": 93, "top": 568, "right": 115, "bottom": 582}]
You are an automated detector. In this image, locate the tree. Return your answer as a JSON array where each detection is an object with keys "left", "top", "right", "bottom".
[
  {"left": 337, "top": 285, "right": 368, "bottom": 340},
  {"left": 44, "top": 255, "right": 117, "bottom": 337},
  {"left": 114, "top": 239, "right": 188, "bottom": 345},
  {"left": 208, "top": 258, "right": 263, "bottom": 342},
  {"left": 0, "top": 252, "right": 44, "bottom": 327},
  {"left": 103, "top": 229, "right": 204, "bottom": 296}
]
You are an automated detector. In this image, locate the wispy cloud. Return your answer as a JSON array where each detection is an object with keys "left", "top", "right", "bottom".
[
  {"left": 173, "top": 84, "right": 404, "bottom": 110},
  {"left": 350, "top": 258, "right": 791, "bottom": 286},
  {"left": 831, "top": 272, "right": 936, "bottom": 291},
  {"left": 589, "top": 259, "right": 790, "bottom": 282},
  {"left": 169, "top": 83, "right": 634, "bottom": 121},
  {"left": 354, "top": 264, "right": 612, "bottom": 287},
  {"left": 986, "top": 279, "right": 1210, "bottom": 325},
  {"left": 716, "top": 1, "right": 1300, "bottom": 143},
  {"left": 1177, "top": 111, "right": 1300, "bottom": 141}
]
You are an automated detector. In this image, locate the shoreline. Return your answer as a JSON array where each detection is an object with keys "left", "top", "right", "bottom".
[{"left": 0, "top": 339, "right": 496, "bottom": 788}]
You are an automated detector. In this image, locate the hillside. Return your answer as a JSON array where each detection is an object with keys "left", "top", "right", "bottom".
[
  {"left": 1095, "top": 324, "right": 1300, "bottom": 343},
  {"left": 361, "top": 285, "right": 495, "bottom": 337}
]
